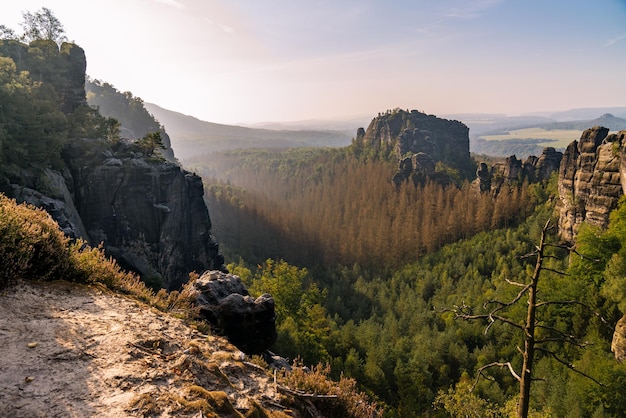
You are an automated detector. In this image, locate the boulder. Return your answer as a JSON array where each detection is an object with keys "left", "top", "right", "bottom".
[
  {"left": 475, "top": 148, "right": 562, "bottom": 195},
  {"left": 195, "top": 271, "right": 277, "bottom": 355},
  {"left": 612, "top": 315, "right": 626, "bottom": 362}
]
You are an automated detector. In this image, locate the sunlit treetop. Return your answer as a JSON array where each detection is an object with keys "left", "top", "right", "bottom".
[{"left": 0, "top": 8, "right": 67, "bottom": 45}]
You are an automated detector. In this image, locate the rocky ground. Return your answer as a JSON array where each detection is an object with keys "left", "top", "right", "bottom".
[{"left": 0, "top": 280, "right": 291, "bottom": 417}]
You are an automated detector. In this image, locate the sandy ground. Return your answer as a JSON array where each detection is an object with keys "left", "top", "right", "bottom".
[{"left": 0, "top": 280, "right": 282, "bottom": 417}]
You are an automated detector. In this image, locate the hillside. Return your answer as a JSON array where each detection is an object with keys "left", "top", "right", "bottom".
[
  {"left": 0, "top": 280, "right": 279, "bottom": 417},
  {"left": 143, "top": 103, "right": 352, "bottom": 162},
  {"left": 0, "top": 193, "right": 380, "bottom": 418}
]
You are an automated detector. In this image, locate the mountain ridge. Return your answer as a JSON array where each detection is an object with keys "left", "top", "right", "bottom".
[{"left": 144, "top": 103, "right": 353, "bottom": 162}]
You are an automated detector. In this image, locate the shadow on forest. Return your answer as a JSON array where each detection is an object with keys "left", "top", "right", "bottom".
[{"left": 206, "top": 192, "right": 380, "bottom": 321}]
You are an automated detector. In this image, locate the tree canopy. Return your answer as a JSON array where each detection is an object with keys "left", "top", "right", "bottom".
[{"left": 20, "top": 7, "right": 67, "bottom": 44}]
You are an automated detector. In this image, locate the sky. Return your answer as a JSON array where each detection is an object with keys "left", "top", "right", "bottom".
[{"left": 1, "top": 0, "right": 626, "bottom": 125}]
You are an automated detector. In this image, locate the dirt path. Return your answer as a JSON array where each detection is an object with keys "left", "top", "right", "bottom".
[{"left": 0, "top": 280, "right": 282, "bottom": 417}]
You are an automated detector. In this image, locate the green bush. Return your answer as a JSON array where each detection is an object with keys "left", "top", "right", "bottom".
[{"left": 0, "top": 194, "right": 71, "bottom": 289}]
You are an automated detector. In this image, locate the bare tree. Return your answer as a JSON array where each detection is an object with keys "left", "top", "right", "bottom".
[{"left": 448, "top": 220, "right": 604, "bottom": 418}]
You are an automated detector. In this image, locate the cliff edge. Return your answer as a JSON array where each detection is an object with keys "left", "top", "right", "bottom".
[{"left": 0, "top": 280, "right": 281, "bottom": 417}]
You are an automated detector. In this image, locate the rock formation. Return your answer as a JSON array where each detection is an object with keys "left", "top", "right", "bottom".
[
  {"left": 63, "top": 139, "right": 226, "bottom": 290},
  {"left": 555, "top": 127, "right": 626, "bottom": 363},
  {"left": 557, "top": 127, "right": 626, "bottom": 243},
  {"left": 392, "top": 152, "right": 438, "bottom": 186},
  {"left": 3, "top": 139, "right": 226, "bottom": 290},
  {"left": 0, "top": 39, "right": 87, "bottom": 114},
  {"left": 0, "top": 39, "right": 225, "bottom": 290},
  {"left": 194, "top": 271, "right": 277, "bottom": 355},
  {"left": 474, "top": 147, "right": 563, "bottom": 194},
  {"left": 357, "top": 109, "right": 474, "bottom": 183}
]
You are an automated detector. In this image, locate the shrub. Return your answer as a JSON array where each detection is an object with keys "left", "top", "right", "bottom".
[
  {"left": 280, "top": 359, "right": 382, "bottom": 418},
  {"left": 0, "top": 193, "right": 205, "bottom": 322},
  {"left": 0, "top": 194, "right": 71, "bottom": 289}
]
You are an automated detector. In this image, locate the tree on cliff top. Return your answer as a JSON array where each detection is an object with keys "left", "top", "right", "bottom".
[{"left": 20, "top": 8, "right": 67, "bottom": 44}]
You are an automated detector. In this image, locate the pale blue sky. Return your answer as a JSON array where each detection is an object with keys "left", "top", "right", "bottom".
[{"left": 1, "top": 0, "right": 625, "bottom": 124}]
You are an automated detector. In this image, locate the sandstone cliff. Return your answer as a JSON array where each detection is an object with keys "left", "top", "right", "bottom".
[
  {"left": 555, "top": 127, "right": 626, "bottom": 363},
  {"left": 0, "top": 39, "right": 225, "bottom": 290},
  {"left": 64, "top": 139, "right": 225, "bottom": 290},
  {"left": 474, "top": 147, "right": 563, "bottom": 194},
  {"left": 356, "top": 109, "right": 474, "bottom": 183},
  {"left": 557, "top": 127, "right": 626, "bottom": 243}
]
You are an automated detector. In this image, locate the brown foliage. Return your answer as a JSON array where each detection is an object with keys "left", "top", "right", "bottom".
[{"left": 202, "top": 153, "right": 535, "bottom": 270}]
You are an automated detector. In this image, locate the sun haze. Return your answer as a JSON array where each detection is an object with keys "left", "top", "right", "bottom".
[{"left": 1, "top": 0, "right": 625, "bottom": 124}]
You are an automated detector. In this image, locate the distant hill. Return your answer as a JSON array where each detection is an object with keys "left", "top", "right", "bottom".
[
  {"left": 242, "top": 115, "right": 371, "bottom": 132},
  {"left": 467, "top": 110, "right": 626, "bottom": 158},
  {"left": 443, "top": 113, "right": 556, "bottom": 136},
  {"left": 144, "top": 103, "right": 353, "bottom": 162},
  {"left": 524, "top": 107, "right": 626, "bottom": 121},
  {"left": 537, "top": 113, "right": 626, "bottom": 131},
  {"left": 141, "top": 103, "right": 626, "bottom": 161}
]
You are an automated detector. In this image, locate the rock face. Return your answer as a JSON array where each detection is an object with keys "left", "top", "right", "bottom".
[
  {"left": 63, "top": 139, "right": 226, "bottom": 290},
  {"left": 194, "top": 271, "right": 277, "bottom": 355},
  {"left": 0, "top": 39, "right": 225, "bottom": 290},
  {"left": 392, "top": 152, "right": 438, "bottom": 186},
  {"left": 357, "top": 109, "right": 474, "bottom": 182},
  {"left": 612, "top": 315, "right": 626, "bottom": 363},
  {"left": 557, "top": 127, "right": 626, "bottom": 243},
  {"left": 474, "top": 148, "right": 563, "bottom": 194},
  {"left": 3, "top": 138, "right": 226, "bottom": 291},
  {"left": 556, "top": 127, "right": 626, "bottom": 363}
]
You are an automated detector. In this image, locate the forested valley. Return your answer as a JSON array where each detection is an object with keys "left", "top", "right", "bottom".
[
  {"left": 186, "top": 146, "right": 626, "bottom": 417},
  {"left": 3, "top": 7, "right": 626, "bottom": 417}
]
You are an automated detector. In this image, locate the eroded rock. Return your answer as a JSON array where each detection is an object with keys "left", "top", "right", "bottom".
[
  {"left": 195, "top": 271, "right": 277, "bottom": 355},
  {"left": 557, "top": 127, "right": 625, "bottom": 243}
]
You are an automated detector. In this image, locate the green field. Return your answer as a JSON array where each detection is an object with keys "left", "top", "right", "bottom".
[{"left": 481, "top": 127, "right": 583, "bottom": 148}]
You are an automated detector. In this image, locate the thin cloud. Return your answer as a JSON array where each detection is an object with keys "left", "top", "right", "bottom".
[
  {"left": 606, "top": 33, "right": 626, "bottom": 46},
  {"left": 153, "top": 0, "right": 185, "bottom": 10},
  {"left": 220, "top": 24, "right": 234, "bottom": 34},
  {"left": 204, "top": 18, "right": 235, "bottom": 34},
  {"left": 444, "top": 0, "right": 502, "bottom": 20}
]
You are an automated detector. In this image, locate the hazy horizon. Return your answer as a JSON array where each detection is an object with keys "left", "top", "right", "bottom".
[{"left": 1, "top": 1, "right": 625, "bottom": 125}]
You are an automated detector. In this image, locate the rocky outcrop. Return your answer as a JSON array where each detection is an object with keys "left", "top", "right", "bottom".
[
  {"left": 358, "top": 109, "right": 474, "bottom": 182},
  {"left": 557, "top": 127, "right": 626, "bottom": 243},
  {"left": 612, "top": 315, "right": 626, "bottom": 363},
  {"left": 0, "top": 39, "right": 225, "bottom": 290},
  {"left": 4, "top": 169, "right": 88, "bottom": 239},
  {"left": 62, "top": 139, "right": 225, "bottom": 290},
  {"left": 3, "top": 139, "right": 226, "bottom": 290},
  {"left": 473, "top": 147, "right": 563, "bottom": 194},
  {"left": 194, "top": 271, "right": 277, "bottom": 355},
  {"left": 392, "top": 152, "right": 438, "bottom": 186},
  {"left": 527, "top": 147, "right": 563, "bottom": 182},
  {"left": 0, "top": 39, "right": 87, "bottom": 114}
]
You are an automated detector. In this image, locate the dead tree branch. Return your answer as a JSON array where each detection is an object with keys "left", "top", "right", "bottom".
[{"left": 472, "top": 362, "right": 521, "bottom": 391}]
